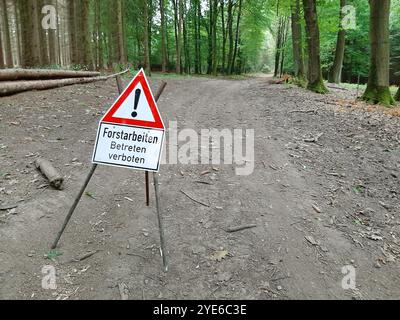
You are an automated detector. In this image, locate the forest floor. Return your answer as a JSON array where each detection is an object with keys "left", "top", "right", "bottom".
[{"left": 1, "top": 74, "right": 400, "bottom": 300}]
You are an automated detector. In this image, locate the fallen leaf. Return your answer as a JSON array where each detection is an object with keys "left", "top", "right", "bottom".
[{"left": 210, "top": 250, "right": 229, "bottom": 262}]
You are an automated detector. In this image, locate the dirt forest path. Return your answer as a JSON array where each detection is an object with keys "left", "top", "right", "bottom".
[{"left": 1, "top": 75, "right": 399, "bottom": 299}]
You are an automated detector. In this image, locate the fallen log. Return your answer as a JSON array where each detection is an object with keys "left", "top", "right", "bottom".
[
  {"left": 0, "top": 69, "right": 129, "bottom": 96},
  {"left": 35, "top": 158, "right": 64, "bottom": 190},
  {"left": 0, "top": 69, "right": 100, "bottom": 81}
]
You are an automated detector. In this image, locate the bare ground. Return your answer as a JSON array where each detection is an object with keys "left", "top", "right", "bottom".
[{"left": 0, "top": 75, "right": 399, "bottom": 300}]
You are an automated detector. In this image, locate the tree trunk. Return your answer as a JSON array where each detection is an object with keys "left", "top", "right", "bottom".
[
  {"left": 227, "top": 0, "right": 233, "bottom": 74},
  {"left": 211, "top": 0, "right": 218, "bottom": 75},
  {"left": 207, "top": 0, "right": 213, "bottom": 74},
  {"left": 302, "top": 0, "right": 328, "bottom": 93},
  {"left": 231, "top": 0, "right": 242, "bottom": 75},
  {"left": 0, "top": 69, "right": 100, "bottom": 81},
  {"left": 362, "top": 0, "right": 394, "bottom": 105},
  {"left": 80, "top": 0, "right": 93, "bottom": 70},
  {"left": 181, "top": 0, "right": 190, "bottom": 73},
  {"left": 38, "top": 0, "right": 50, "bottom": 66},
  {"left": 19, "top": 0, "right": 41, "bottom": 68},
  {"left": 172, "top": 0, "right": 181, "bottom": 73},
  {"left": 328, "top": 0, "right": 346, "bottom": 83},
  {"left": 142, "top": 0, "right": 151, "bottom": 75},
  {"left": 0, "top": 29, "right": 4, "bottom": 68},
  {"left": 280, "top": 17, "right": 289, "bottom": 77},
  {"left": 15, "top": 0, "right": 22, "bottom": 66},
  {"left": 116, "top": 0, "right": 127, "bottom": 65},
  {"left": 106, "top": 0, "right": 114, "bottom": 69},
  {"left": 1, "top": 0, "right": 13, "bottom": 67},
  {"left": 177, "top": 0, "right": 183, "bottom": 73},
  {"left": 0, "top": 71, "right": 126, "bottom": 97},
  {"left": 48, "top": 0, "right": 58, "bottom": 65},
  {"left": 68, "top": 0, "right": 78, "bottom": 65},
  {"left": 274, "top": 17, "right": 283, "bottom": 77},
  {"left": 194, "top": 0, "right": 200, "bottom": 74},
  {"left": 290, "top": 0, "right": 306, "bottom": 84},
  {"left": 160, "top": 0, "right": 167, "bottom": 72},
  {"left": 220, "top": 0, "right": 226, "bottom": 74}
]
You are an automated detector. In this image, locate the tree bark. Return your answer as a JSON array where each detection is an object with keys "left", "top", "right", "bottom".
[
  {"left": 38, "top": 0, "right": 50, "bottom": 66},
  {"left": 0, "top": 69, "right": 100, "bottom": 81},
  {"left": 35, "top": 158, "right": 64, "bottom": 190},
  {"left": 0, "top": 29, "right": 4, "bottom": 68},
  {"left": 178, "top": 0, "right": 184, "bottom": 73},
  {"left": 362, "top": 0, "right": 394, "bottom": 105},
  {"left": 0, "top": 70, "right": 127, "bottom": 96},
  {"left": 80, "top": 0, "right": 93, "bottom": 70},
  {"left": 291, "top": 0, "right": 306, "bottom": 84},
  {"left": 280, "top": 17, "right": 289, "bottom": 77},
  {"left": 207, "top": 0, "right": 213, "bottom": 74},
  {"left": 1, "top": 0, "right": 13, "bottom": 67},
  {"left": 328, "top": 0, "right": 346, "bottom": 83},
  {"left": 116, "top": 0, "right": 127, "bottom": 65},
  {"left": 173, "top": 0, "right": 181, "bottom": 73},
  {"left": 142, "top": 0, "right": 151, "bottom": 75},
  {"left": 231, "top": 0, "right": 242, "bottom": 75},
  {"left": 227, "top": 0, "right": 233, "bottom": 74},
  {"left": 48, "top": 0, "right": 58, "bottom": 65},
  {"left": 274, "top": 17, "right": 284, "bottom": 77},
  {"left": 68, "top": 0, "right": 78, "bottom": 65},
  {"left": 160, "top": 0, "right": 168, "bottom": 72},
  {"left": 194, "top": 0, "right": 201, "bottom": 74},
  {"left": 302, "top": 0, "right": 328, "bottom": 93},
  {"left": 220, "top": 0, "right": 226, "bottom": 74},
  {"left": 181, "top": 0, "right": 190, "bottom": 73},
  {"left": 211, "top": 0, "right": 218, "bottom": 75},
  {"left": 19, "top": 0, "right": 41, "bottom": 68}
]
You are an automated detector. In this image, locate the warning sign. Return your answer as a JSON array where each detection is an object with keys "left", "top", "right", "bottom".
[{"left": 92, "top": 69, "right": 165, "bottom": 171}]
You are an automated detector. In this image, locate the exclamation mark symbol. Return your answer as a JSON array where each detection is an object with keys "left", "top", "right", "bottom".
[{"left": 132, "top": 88, "right": 141, "bottom": 118}]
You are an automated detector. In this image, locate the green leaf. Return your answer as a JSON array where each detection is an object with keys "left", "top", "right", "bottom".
[{"left": 45, "top": 250, "right": 63, "bottom": 260}]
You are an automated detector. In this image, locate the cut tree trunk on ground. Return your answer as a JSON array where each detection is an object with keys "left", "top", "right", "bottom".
[
  {"left": 35, "top": 158, "right": 64, "bottom": 190},
  {"left": 0, "top": 69, "right": 100, "bottom": 81},
  {"left": 0, "top": 70, "right": 128, "bottom": 96}
]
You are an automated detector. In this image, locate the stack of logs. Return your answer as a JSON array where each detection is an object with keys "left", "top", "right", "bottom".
[{"left": 0, "top": 69, "right": 117, "bottom": 96}]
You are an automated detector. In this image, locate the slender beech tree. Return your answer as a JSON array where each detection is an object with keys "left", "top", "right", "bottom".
[
  {"left": 1, "top": 0, "right": 13, "bottom": 67},
  {"left": 194, "top": 0, "right": 202, "bottom": 74},
  {"left": 220, "top": 0, "right": 226, "bottom": 73},
  {"left": 302, "top": 0, "right": 328, "bottom": 93},
  {"left": 116, "top": 0, "right": 127, "bottom": 65},
  {"left": 142, "top": 0, "right": 151, "bottom": 75},
  {"left": 231, "top": 0, "right": 242, "bottom": 74},
  {"left": 362, "top": 0, "right": 394, "bottom": 105},
  {"left": 227, "top": 0, "right": 234, "bottom": 74},
  {"left": 68, "top": 0, "right": 79, "bottom": 65},
  {"left": 160, "top": 0, "right": 168, "bottom": 72},
  {"left": 173, "top": 0, "right": 182, "bottom": 73},
  {"left": 211, "top": 0, "right": 218, "bottom": 75},
  {"left": 328, "top": 0, "right": 346, "bottom": 83},
  {"left": 80, "top": 0, "right": 93, "bottom": 70},
  {"left": 291, "top": 0, "right": 306, "bottom": 84},
  {"left": 0, "top": 29, "right": 4, "bottom": 69}
]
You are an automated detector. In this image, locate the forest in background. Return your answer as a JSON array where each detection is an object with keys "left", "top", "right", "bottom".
[{"left": 0, "top": 0, "right": 399, "bottom": 104}]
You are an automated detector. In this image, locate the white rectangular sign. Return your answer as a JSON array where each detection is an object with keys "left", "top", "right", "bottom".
[{"left": 93, "top": 123, "right": 164, "bottom": 171}]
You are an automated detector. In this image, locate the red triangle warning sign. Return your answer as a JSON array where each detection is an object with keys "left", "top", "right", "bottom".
[{"left": 101, "top": 69, "right": 164, "bottom": 130}]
